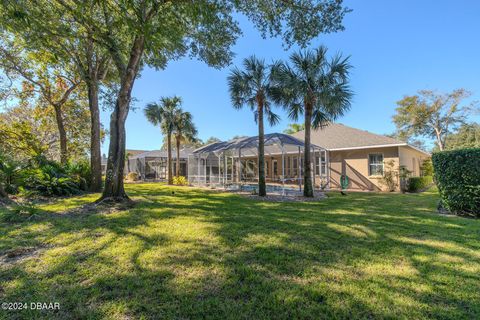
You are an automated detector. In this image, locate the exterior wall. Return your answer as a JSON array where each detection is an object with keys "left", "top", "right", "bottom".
[
  {"left": 222, "top": 146, "right": 428, "bottom": 192},
  {"left": 328, "top": 147, "right": 400, "bottom": 191},
  {"left": 398, "top": 146, "right": 429, "bottom": 177}
]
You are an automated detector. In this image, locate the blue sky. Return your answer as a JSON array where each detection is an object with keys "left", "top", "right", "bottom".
[{"left": 101, "top": 0, "right": 480, "bottom": 154}]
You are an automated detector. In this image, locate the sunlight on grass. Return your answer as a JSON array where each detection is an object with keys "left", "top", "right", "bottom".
[{"left": 1, "top": 184, "right": 479, "bottom": 319}]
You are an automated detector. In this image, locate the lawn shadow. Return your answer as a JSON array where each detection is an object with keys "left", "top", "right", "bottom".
[{"left": 1, "top": 185, "right": 479, "bottom": 319}]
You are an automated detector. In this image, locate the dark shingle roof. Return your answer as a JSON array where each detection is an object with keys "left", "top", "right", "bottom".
[{"left": 291, "top": 123, "right": 404, "bottom": 150}]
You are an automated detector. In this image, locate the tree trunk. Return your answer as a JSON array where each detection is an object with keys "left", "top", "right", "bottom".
[
  {"left": 53, "top": 104, "right": 68, "bottom": 165},
  {"left": 176, "top": 135, "right": 181, "bottom": 177},
  {"left": 257, "top": 99, "right": 266, "bottom": 197},
  {"left": 100, "top": 35, "right": 145, "bottom": 202},
  {"left": 303, "top": 104, "right": 314, "bottom": 197},
  {"left": 0, "top": 184, "right": 8, "bottom": 199},
  {"left": 88, "top": 81, "right": 103, "bottom": 192},
  {"left": 436, "top": 133, "right": 444, "bottom": 151},
  {"left": 167, "top": 133, "right": 173, "bottom": 184}
]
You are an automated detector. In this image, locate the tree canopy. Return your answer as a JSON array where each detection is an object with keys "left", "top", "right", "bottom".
[
  {"left": 393, "top": 89, "right": 478, "bottom": 151},
  {"left": 1, "top": 0, "right": 351, "bottom": 201},
  {"left": 444, "top": 122, "right": 480, "bottom": 150},
  {"left": 283, "top": 123, "right": 305, "bottom": 134}
]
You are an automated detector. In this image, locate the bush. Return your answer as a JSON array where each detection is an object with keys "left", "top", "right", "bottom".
[
  {"left": 381, "top": 160, "right": 398, "bottom": 192},
  {"left": 420, "top": 158, "right": 434, "bottom": 176},
  {"left": 432, "top": 148, "right": 480, "bottom": 216},
  {"left": 0, "top": 156, "right": 22, "bottom": 194},
  {"left": 21, "top": 167, "right": 80, "bottom": 196},
  {"left": 65, "top": 161, "right": 91, "bottom": 191},
  {"left": 173, "top": 176, "right": 188, "bottom": 186},
  {"left": 407, "top": 176, "right": 433, "bottom": 192},
  {"left": 125, "top": 172, "right": 139, "bottom": 181},
  {"left": 1, "top": 154, "right": 90, "bottom": 198}
]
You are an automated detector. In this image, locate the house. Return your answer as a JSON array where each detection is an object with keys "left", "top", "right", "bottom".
[
  {"left": 291, "top": 123, "right": 430, "bottom": 191},
  {"left": 188, "top": 133, "right": 325, "bottom": 188},
  {"left": 102, "top": 150, "right": 147, "bottom": 175},
  {"left": 126, "top": 148, "right": 194, "bottom": 180},
  {"left": 187, "top": 123, "right": 429, "bottom": 192}
]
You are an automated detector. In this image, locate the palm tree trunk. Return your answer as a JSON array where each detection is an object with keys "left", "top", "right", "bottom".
[
  {"left": 167, "top": 133, "right": 173, "bottom": 184},
  {"left": 87, "top": 81, "right": 103, "bottom": 192},
  {"left": 257, "top": 99, "right": 266, "bottom": 196},
  {"left": 303, "top": 103, "right": 314, "bottom": 197},
  {"left": 176, "top": 135, "right": 181, "bottom": 177}
]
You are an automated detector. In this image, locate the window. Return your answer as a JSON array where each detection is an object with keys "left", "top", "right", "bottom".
[
  {"left": 368, "top": 154, "right": 384, "bottom": 176},
  {"left": 313, "top": 152, "right": 327, "bottom": 176}
]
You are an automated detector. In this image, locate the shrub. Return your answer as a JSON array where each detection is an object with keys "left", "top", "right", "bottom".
[
  {"left": 173, "top": 176, "right": 188, "bottom": 186},
  {"left": 0, "top": 156, "right": 22, "bottom": 194},
  {"left": 21, "top": 166, "right": 80, "bottom": 197},
  {"left": 420, "top": 158, "right": 434, "bottom": 176},
  {"left": 399, "top": 166, "right": 412, "bottom": 193},
  {"left": 432, "top": 148, "right": 480, "bottom": 216},
  {"left": 125, "top": 172, "right": 139, "bottom": 181},
  {"left": 407, "top": 176, "right": 433, "bottom": 192},
  {"left": 381, "top": 160, "right": 398, "bottom": 192},
  {"left": 65, "top": 161, "right": 91, "bottom": 191}
]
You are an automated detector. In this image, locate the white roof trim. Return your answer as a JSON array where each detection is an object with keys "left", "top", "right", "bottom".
[
  {"left": 402, "top": 144, "right": 431, "bottom": 156},
  {"left": 327, "top": 143, "right": 431, "bottom": 156},
  {"left": 328, "top": 143, "right": 408, "bottom": 151}
]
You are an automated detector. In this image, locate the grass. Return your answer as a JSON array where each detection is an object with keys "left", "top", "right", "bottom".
[{"left": 0, "top": 184, "right": 479, "bottom": 319}]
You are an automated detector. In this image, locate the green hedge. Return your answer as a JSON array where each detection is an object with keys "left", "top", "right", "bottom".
[
  {"left": 432, "top": 148, "right": 480, "bottom": 217},
  {"left": 407, "top": 176, "right": 433, "bottom": 192}
]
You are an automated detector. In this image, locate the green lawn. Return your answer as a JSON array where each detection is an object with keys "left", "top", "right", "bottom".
[{"left": 1, "top": 184, "right": 479, "bottom": 319}]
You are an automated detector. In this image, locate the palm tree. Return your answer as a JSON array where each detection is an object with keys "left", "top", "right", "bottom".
[
  {"left": 271, "top": 46, "right": 353, "bottom": 197},
  {"left": 173, "top": 109, "right": 198, "bottom": 177},
  {"left": 144, "top": 96, "right": 182, "bottom": 185},
  {"left": 228, "top": 56, "right": 280, "bottom": 197}
]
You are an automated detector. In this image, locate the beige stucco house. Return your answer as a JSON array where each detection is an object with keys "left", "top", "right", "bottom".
[{"left": 292, "top": 123, "right": 430, "bottom": 191}]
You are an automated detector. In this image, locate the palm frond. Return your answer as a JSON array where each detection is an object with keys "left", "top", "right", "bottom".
[
  {"left": 144, "top": 102, "right": 162, "bottom": 126},
  {"left": 266, "top": 109, "right": 281, "bottom": 126}
]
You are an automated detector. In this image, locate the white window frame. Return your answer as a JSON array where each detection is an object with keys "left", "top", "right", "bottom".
[{"left": 368, "top": 153, "right": 384, "bottom": 177}]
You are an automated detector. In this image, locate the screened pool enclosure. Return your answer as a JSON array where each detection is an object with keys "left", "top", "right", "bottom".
[
  {"left": 126, "top": 148, "right": 193, "bottom": 181},
  {"left": 188, "top": 133, "right": 329, "bottom": 191}
]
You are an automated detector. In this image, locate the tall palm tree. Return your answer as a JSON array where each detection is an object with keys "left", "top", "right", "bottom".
[
  {"left": 144, "top": 96, "right": 182, "bottom": 185},
  {"left": 271, "top": 46, "right": 353, "bottom": 197},
  {"left": 173, "top": 109, "right": 198, "bottom": 177},
  {"left": 228, "top": 56, "right": 280, "bottom": 197}
]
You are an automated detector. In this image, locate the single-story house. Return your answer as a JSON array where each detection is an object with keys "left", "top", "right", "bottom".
[
  {"left": 291, "top": 123, "right": 430, "bottom": 191},
  {"left": 126, "top": 148, "right": 193, "bottom": 180},
  {"left": 187, "top": 123, "right": 429, "bottom": 192},
  {"left": 102, "top": 150, "right": 147, "bottom": 175}
]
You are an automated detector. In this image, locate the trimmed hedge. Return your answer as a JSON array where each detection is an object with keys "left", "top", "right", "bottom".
[
  {"left": 407, "top": 176, "right": 433, "bottom": 192},
  {"left": 432, "top": 148, "right": 480, "bottom": 216}
]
